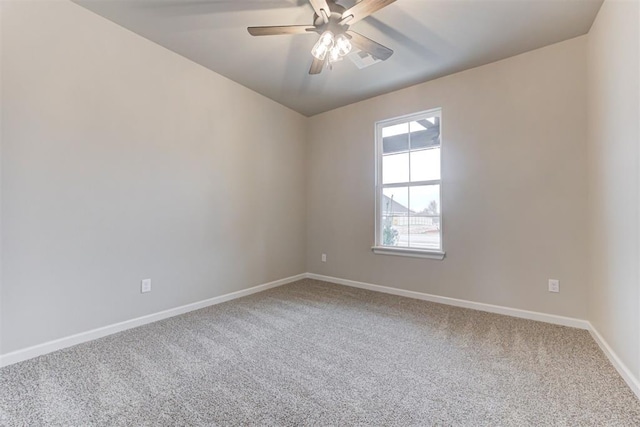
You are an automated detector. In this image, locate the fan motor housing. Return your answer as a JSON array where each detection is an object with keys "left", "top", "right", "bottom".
[{"left": 313, "top": 1, "right": 347, "bottom": 27}]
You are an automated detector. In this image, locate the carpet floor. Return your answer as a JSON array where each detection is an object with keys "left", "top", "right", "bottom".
[{"left": 1, "top": 279, "right": 639, "bottom": 426}]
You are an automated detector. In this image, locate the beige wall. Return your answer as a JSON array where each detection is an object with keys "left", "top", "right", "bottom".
[
  {"left": 587, "top": 0, "right": 640, "bottom": 378},
  {"left": 0, "top": 0, "right": 307, "bottom": 354},
  {"left": 307, "top": 36, "right": 589, "bottom": 319}
]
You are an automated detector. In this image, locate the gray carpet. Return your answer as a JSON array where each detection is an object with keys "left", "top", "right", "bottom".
[{"left": 1, "top": 279, "right": 639, "bottom": 426}]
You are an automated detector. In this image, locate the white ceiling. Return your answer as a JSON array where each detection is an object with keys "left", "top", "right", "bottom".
[{"left": 74, "top": 0, "right": 603, "bottom": 116}]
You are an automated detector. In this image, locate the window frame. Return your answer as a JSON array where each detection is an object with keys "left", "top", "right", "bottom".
[{"left": 372, "top": 108, "right": 445, "bottom": 260}]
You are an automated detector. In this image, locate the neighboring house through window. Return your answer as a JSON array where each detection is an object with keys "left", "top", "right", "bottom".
[{"left": 373, "top": 108, "right": 445, "bottom": 259}]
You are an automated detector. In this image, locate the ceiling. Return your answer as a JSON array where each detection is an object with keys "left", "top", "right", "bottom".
[{"left": 74, "top": 0, "right": 603, "bottom": 117}]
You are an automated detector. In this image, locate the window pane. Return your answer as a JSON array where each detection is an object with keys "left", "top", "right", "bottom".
[
  {"left": 410, "top": 147, "right": 440, "bottom": 182},
  {"left": 381, "top": 187, "right": 409, "bottom": 247},
  {"left": 382, "top": 152, "right": 409, "bottom": 184},
  {"left": 408, "top": 185, "right": 441, "bottom": 250},
  {"left": 382, "top": 123, "right": 409, "bottom": 154},
  {"left": 410, "top": 118, "right": 440, "bottom": 150}
]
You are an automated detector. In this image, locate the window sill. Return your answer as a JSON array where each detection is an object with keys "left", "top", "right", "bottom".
[{"left": 371, "top": 246, "right": 446, "bottom": 260}]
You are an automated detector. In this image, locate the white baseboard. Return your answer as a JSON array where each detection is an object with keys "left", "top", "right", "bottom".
[
  {"left": 4, "top": 271, "right": 639, "bottom": 402},
  {"left": 588, "top": 324, "right": 640, "bottom": 399},
  {"left": 307, "top": 273, "right": 589, "bottom": 329},
  {"left": 0, "top": 273, "right": 306, "bottom": 368}
]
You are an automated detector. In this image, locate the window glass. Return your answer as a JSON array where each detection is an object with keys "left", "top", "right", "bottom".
[
  {"left": 408, "top": 185, "right": 441, "bottom": 250},
  {"left": 410, "top": 148, "right": 440, "bottom": 182}
]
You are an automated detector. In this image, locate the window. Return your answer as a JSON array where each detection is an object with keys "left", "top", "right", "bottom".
[{"left": 373, "top": 109, "right": 444, "bottom": 259}]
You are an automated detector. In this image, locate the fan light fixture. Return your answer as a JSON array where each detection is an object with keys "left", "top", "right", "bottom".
[
  {"left": 247, "top": 0, "right": 396, "bottom": 75},
  {"left": 311, "top": 31, "right": 352, "bottom": 63}
]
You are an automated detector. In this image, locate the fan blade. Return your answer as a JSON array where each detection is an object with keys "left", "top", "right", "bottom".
[
  {"left": 308, "top": 0, "right": 331, "bottom": 21},
  {"left": 248, "top": 25, "right": 316, "bottom": 36},
  {"left": 341, "top": 0, "right": 397, "bottom": 25},
  {"left": 347, "top": 31, "right": 393, "bottom": 60},
  {"left": 309, "top": 57, "right": 325, "bottom": 75}
]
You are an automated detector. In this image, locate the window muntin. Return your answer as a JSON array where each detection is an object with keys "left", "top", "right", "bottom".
[{"left": 375, "top": 109, "right": 443, "bottom": 255}]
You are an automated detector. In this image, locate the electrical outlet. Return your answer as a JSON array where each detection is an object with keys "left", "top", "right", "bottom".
[
  {"left": 548, "top": 279, "right": 559, "bottom": 293},
  {"left": 141, "top": 278, "right": 152, "bottom": 293},
  {"left": 321, "top": 253, "right": 327, "bottom": 262}
]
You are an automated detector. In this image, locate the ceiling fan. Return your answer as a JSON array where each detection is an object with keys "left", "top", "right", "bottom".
[{"left": 247, "top": 0, "right": 396, "bottom": 75}]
